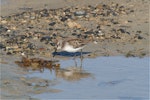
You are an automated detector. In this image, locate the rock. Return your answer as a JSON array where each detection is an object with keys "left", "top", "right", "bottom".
[
  {"left": 96, "top": 4, "right": 103, "bottom": 10},
  {"left": 40, "top": 9, "right": 49, "bottom": 17},
  {"left": 50, "top": 43, "right": 55, "bottom": 46},
  {"left": 60, "top": 17, "right": 68, "bottom": 22},
  {"left": 49, "top": 28, "right": 53, "bottom": 31},
  {"left": 0, "top": 43, "right": 6, "bottom": 49},
  {"left": 27, "top": 43, "right": 36, "bottom": 49},
  {"left": 49, "top": 22, "right": 56, "bottom": 26},
  {"left": 74, "top": 11, "right": 87, "bottom": 17},
  {"left": 134, "top": 34, "right": 144, "bottom": 40},
  {"left": 95, "top": 30, "right": 104, "bottom": 36},
  {"left": 6, "top": 52, "right": 12, "bottom": 55},
  {"left": 40, "top": 36, "right": 52, "bottom": 42},
  {"left": 1, "top": 20, "right": 7, "bottom": 24},
  {"left": 0, "top": 25, "right": 8, "bottom": 33},
  {"left": 118, "top": 28, "right": 126, "bottom": 33},
  {"left": 125, "top": 51, "right": 136, "bottom": 57},
  {"left": 72, "top": 33, "right": 77, "bottom": 36},
  {"left": 84, "top": 30, "right": 95, "bottom": 34},
  {"left": 6, "top": 45, "right": 19, "bottom": 50},
  {"left": 67, "top": 21, "right": 81, "bottom": 28}
]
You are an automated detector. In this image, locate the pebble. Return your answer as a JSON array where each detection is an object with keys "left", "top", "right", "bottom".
[
  {"left": 74, "top": 11, "right": 87, "bottom": 17},
  {"left": 67, "top": 21, "right": 81, "bottom": 28},
  {"left": 118, "top": 28, "right": 126, "bottom": 33},
  {"left": 135, "top": 34, "right": 144, "bottom": 40},
  {"left": 0, "top": 3, "right": 144, "bottom": 57},
  {"left": 84, "top": 30, "right": 95, "bottom": 34},
  {"left": 40, "top": 36, "right": 52, "bottom": 42},
  {"left": 50, "top": 43, "right": 55, "bottom": 46},
  {"left": 60, "top": 17, "right": 68, "bottom": 22},
  {"left": 49, "top": 28, "right": 53, "bottom": 31},
  {"left": 0, "top": 25, "right": 8, "bottom": 33},
  {"left": 49, "top": 22, "right": 56, "bottom": 26},
  {"left": 40, "top": 10, "right": 49, "bottom": 17},
  {"left": 95, "top": 30, "right": 104, "bottom": 36},
  {"left": 0, "top": 43, "right": 5, "bottom": 49},
  {"left": 7, "top": 30, "right": 11, "bottom": 32},
  {"left": 1, "top": 20, "right": 7, "bottom": 24}
]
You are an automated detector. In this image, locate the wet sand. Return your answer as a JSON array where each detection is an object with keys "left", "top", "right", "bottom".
[
  {"left": 0, "top": 0, "right": 149, "bottom": 99},
  {"left": 0, "top": 0, "right": 149, "bottom": 57}
]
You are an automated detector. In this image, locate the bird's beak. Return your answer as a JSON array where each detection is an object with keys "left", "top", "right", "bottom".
[{"left": 53, "top": 47, "right": 57, "bottom": 57}]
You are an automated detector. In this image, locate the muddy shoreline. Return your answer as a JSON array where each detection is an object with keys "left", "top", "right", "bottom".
[{"left": 0, "top": 0, "right": 149, "bottom": 99}]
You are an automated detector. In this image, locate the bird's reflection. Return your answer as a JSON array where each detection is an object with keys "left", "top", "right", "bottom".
[
  {"left": 15, "top": 57, "right": 93, "bottom": 82},
  {"left": 55, "top": 67, "right": 92, "bottom": 81}
]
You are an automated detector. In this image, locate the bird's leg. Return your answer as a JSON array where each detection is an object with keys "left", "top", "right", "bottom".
[
  {"left": 80, "top": 56, "right": 83, "bottom": 68},
  {"left": 53, "top": 47, "right": 57, "bottom": 57},
  {"left": 52, "top": 47, "right": 57, "bottom": 61},
  {"left": 80, "top": 49, "right": 83, "bottom": 68},
  {"left": 80, "top": 49, "right": 83, "bottom": 59},
  {"left": 73, "top": 53, "right": 77, "bottom": 67}
]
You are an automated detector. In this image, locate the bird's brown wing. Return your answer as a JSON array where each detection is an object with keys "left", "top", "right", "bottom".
[{"left": 67, "top": 39, "right": 87, "bottom": 48}]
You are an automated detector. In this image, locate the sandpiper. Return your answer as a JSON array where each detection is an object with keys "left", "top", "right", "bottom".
[{"left": 53, "top": 36, "right": 97, "bottom": 57}]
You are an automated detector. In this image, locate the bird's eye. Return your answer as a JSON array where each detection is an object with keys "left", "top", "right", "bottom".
[{"left": 57, "top": 42, "right": 60, "bottom": 47}]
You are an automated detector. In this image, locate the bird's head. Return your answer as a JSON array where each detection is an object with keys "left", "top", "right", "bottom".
[
  {"left": 52, "top": 37, "right": 63, "bottom": 50},
  {"left": 56, "top": 40, "right": 62, "bottom": 50}
]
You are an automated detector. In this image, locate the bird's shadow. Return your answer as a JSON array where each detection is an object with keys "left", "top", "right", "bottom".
[{"left": 52, "top": 51, "right": 91, "bottom": 57}]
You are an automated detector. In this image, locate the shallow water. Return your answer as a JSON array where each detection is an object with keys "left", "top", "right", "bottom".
[
  {"left": 26, "top": 56, "right": 149, "bottom": 99},
  {"left": 0, "top": 0, "right": 9, "bottom": 5}
]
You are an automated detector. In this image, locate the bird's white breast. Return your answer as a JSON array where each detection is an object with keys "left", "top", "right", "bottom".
[{"left": 63, "top": 44, "right": 83, "bottom": 52}]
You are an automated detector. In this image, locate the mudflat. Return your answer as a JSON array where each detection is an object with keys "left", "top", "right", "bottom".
[{"left": 0, "top": 0, "right": 149, "bottom": 99}]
